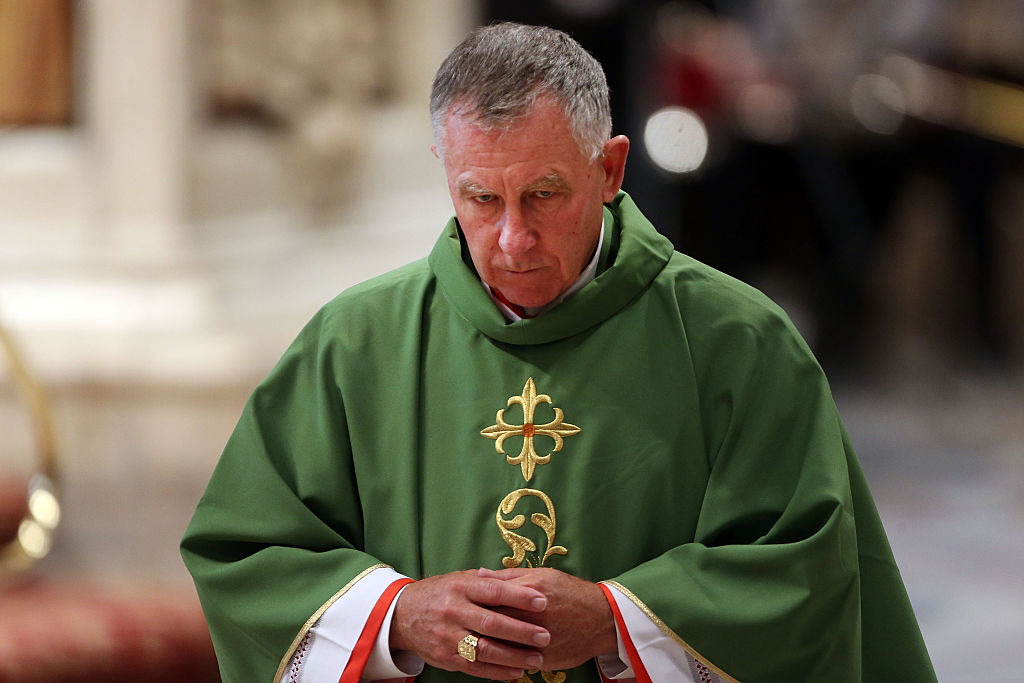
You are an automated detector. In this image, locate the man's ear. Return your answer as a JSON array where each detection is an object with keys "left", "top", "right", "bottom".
[
  {"left": 430, "top": 143, "right": 439, "bottom": 159},
  {"left": 600, "top": 135, "right": 630, "bottom": 202}
]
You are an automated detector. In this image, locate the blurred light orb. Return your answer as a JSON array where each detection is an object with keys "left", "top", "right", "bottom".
[
  {"left": 18, "top": 519, "right": 51, "bottom": 559},
  {"left": 736, "top": 83, "right": 799, "bottom": 144},
  {"left": 850, "top": 74, "right": 906, "bottom": 135},
  {"left": 881, "top": 54, "right": 930, "bottom": 113},
  {"left": 29, "top": 487, "right": 61, "bottom": 529},
  {"left": 643, "top": 106, "right": 709, "bottom": 174}
]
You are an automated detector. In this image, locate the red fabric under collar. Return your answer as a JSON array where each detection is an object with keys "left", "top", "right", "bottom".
[{"left": 489, "top": 287, "right": 536, "bottom": 319}]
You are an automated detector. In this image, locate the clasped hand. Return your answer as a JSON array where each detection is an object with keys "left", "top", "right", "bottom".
[{"left": 389, "top": 567, "right": 616, "bottom": 680}]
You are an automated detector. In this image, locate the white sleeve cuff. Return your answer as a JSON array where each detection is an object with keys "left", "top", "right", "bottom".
[
  {"left": 369, "top": 583, "right": 424, "bottom": 678},
  {"left": 286, "top": 566, "right": 424, "bottom": 682},
  {"left": 598, "top": 582, "right": 699, "bottom": 682}
]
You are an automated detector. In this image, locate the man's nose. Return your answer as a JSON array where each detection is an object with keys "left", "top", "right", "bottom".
[{"left": 497, "top": 206, "right": 536, "bottom": 256}]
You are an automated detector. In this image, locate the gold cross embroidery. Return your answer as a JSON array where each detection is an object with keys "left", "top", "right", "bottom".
[{"left": 480, "top": 378, "right": 581, "bottom": 481}]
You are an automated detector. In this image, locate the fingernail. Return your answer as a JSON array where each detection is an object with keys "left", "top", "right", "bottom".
[
  {"left": 533, "top": 631, "right": 551, "bottom": 646},
  {"left": 531, "top": 597, "right": 547, "bottom": 611},
  {"left": 527, "top": 654, "right": 544, "bottom": 668}
]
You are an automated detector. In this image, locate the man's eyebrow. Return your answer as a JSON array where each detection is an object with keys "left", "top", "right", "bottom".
[
  {"left": 455, "top": 173, "right": 569, "bottom": 197},
  {"left": 521, "top": 173, "right": 570, "bottom": 193},
  {"left": 455, "top": 179, "right": 493, "bottom": 196}
]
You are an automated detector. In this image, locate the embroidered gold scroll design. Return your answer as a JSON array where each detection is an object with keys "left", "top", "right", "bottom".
[
  {"left": 511, "top": 671, "right": 567, "bottom": 683},
  {"left": 497, "top": 489, "right": 570, "bottom": 683},
  {"left": 480, "top": 377, "right": 581, "bottom": 482},
  {"left": 496, "top": 488, "right": 568, "bottom": 569}
]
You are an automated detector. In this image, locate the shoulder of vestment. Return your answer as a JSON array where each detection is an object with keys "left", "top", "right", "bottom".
[
  {"left": 316, "top": 257, "right": 434, "bottom": 327},
  {"left": 655, "top": 251, "right": 821, "bottom": 375}
]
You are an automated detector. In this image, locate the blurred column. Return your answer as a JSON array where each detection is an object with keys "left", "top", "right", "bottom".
[
  {"left": 83, "top": 0, "right": 192, "bottom": 260},
  {"left": 382, "top": 0, "right": 471, "bottom": 105}
]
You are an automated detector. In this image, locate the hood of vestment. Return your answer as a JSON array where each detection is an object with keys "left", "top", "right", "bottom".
[{"left": 427, "top": 191, "right": 675, "bottom": 345}]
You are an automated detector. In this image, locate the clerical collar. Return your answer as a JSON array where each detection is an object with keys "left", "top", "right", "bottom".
[{"left": 483, "top": 220, "right": 605, "bottom": 322}]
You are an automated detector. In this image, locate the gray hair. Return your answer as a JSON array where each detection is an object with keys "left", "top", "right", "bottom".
[{"left": 430, "top": 22, "right": 612, "bottom": 161}]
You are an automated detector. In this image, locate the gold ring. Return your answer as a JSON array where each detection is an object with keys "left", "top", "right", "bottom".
[{"left": 457, "top": 634, "right": 479, "bottom": 662}]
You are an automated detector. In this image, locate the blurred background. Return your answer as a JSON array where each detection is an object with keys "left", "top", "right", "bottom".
[{"left": 1, "top": 0, "right": 1022, "bottom": 680}]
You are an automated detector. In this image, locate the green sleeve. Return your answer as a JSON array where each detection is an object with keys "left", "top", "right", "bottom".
[
  {"left": 609, "top": 295, "right": 936, "bottom": 682},
  {"left": 180, "top": 309, "right": 382, "bottom": 682}
]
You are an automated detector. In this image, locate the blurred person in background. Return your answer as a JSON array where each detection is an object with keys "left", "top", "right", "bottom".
[
  {"left": 484, "top": 0, "right": 1024, "bottom": 373},
  {"left": 182, "top": 22, "right": 937, "bottom": 683}
]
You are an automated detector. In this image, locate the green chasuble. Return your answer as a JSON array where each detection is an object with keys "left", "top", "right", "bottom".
[{"left": 181, "top": 192, "right": 936, "bottom": 682}]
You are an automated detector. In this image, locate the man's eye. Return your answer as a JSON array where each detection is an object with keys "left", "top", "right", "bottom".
[
  {"left": 473, "top": 194, "right": 495, "bottom": 204},
  {"left": 535, "top": 190, "right": 554, "bottom": 199}
]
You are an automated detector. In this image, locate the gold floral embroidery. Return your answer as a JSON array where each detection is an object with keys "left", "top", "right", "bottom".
[
  {"left": 480, "top": 378, "right": 581, "bottom": 481},
  {"left": 496, "top": 488, "right": 567, "bottom": 569}
]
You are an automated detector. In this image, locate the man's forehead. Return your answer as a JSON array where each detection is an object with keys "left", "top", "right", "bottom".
[
  {"left": 443, "top": 97, "right": 578, "bottom": 150},
  {"left": 444, "top": 112, "right": 534, "bottom": 152},
  {"left": 446, "top": 96, "right": 546, "bottom": 134}
]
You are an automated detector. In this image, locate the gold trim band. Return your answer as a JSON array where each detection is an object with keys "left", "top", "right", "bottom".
[
  {"left": 273, "top": 562, "right": 390, "bottom": 683},
  {"left": 601, "top": 580, "right": 740, "bottom": 682}
]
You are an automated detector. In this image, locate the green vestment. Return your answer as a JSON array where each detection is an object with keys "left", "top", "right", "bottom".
[{"left": 181, "top": 192, "right": 936, "bottom": 682}]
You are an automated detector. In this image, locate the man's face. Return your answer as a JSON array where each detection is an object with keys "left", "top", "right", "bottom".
[{"left": 437, "top": 98, "right": 628, "bottom": 308}]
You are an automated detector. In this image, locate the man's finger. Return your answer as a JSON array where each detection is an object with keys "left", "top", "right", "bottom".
[
  {"left": 466, "top": 576, "right": 547, "bottom": 612},
  {"left": 463, "top": 661, "right": 528, "bottom": 681},
  {"left": 477, "top": 567, "right": 533, "bottom": 581},
  {"left": 469, "top": 605, "right": 551, "bottom": 647},
  {"left": 474, "top": 636, "right": 545, "bottom": 670}
]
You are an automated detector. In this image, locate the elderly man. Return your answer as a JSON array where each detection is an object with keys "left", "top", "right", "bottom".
[{"left": 182, "top": 23, "right": 936, "bottom": 683}]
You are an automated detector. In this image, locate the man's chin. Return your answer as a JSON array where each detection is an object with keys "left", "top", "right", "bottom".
[{"left": 489, "top": 272, "right": 563, "bottom": 309}]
